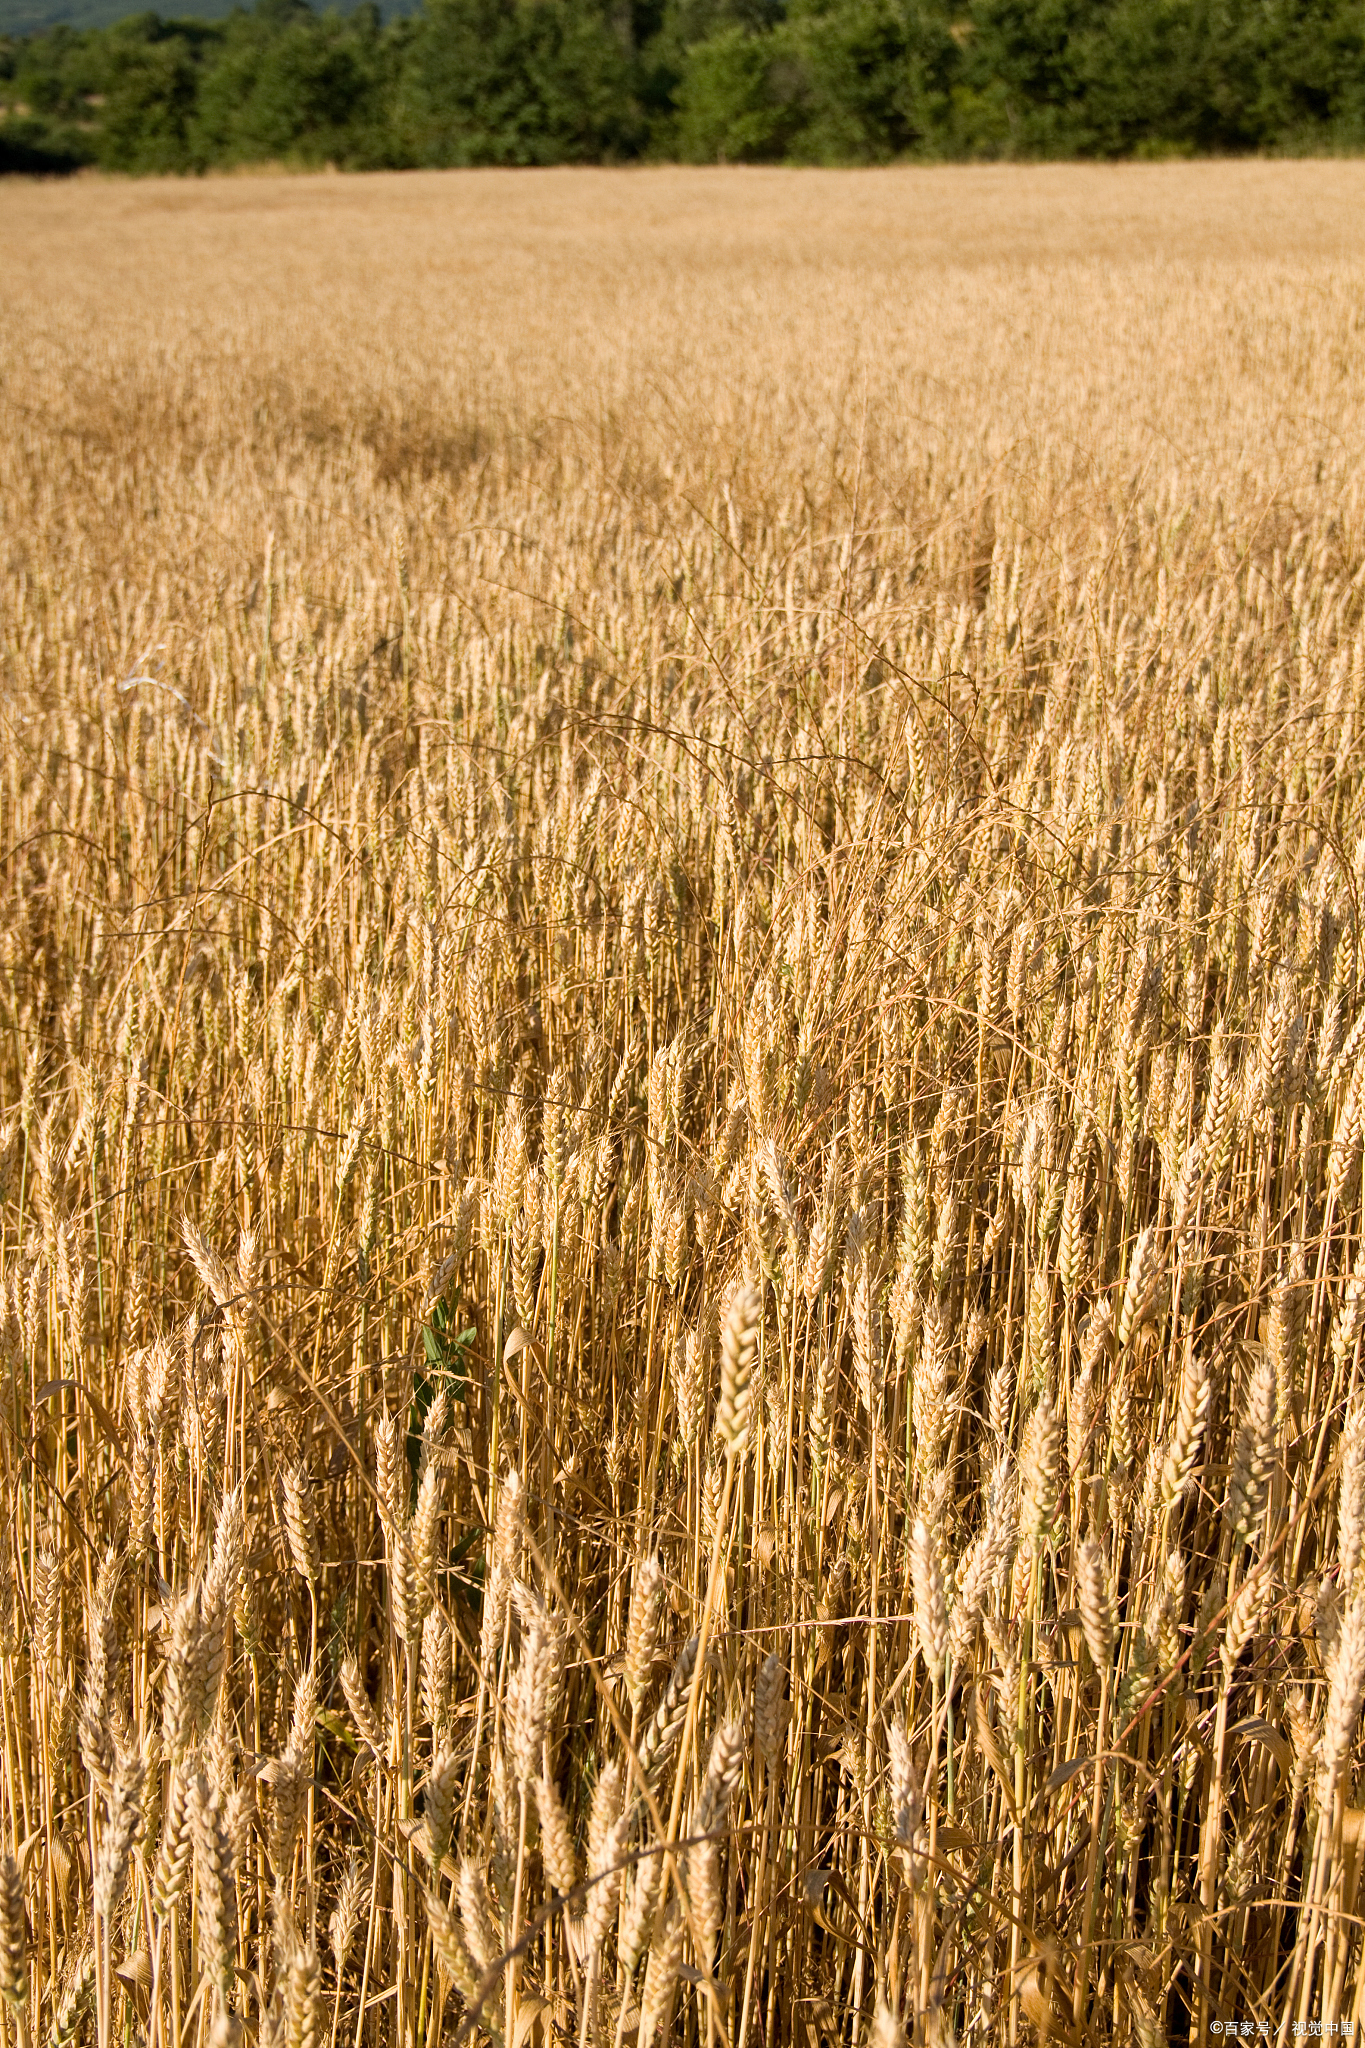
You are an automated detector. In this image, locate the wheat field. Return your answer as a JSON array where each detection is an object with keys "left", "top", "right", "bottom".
[{"left": 6, "top": 160, "right": 1365, "bottom": 2048}]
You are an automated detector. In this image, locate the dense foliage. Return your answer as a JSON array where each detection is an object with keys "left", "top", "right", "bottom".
[{"left": 3, "top": 0, "right": 1365, "bottom": 171}]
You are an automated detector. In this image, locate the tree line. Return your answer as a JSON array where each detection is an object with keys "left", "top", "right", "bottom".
[{"left": 4, "top": 0, "right": 1365, "bottom": 175}]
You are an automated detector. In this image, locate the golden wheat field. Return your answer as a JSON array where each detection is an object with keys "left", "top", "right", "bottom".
[{"left": 8, "top": 159, "right": 1365, "bottom": 2048}]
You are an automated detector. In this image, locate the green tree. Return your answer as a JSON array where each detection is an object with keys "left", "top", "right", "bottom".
[
  {"left": 674, "top": 0, "right": 955, "bottom": 163},
  {"left": 782, "top": 0, "right": 957, "bottom": 161},
  {"left": 638, "top": 0, "right": 780, "bottom": 144},
  {"left": 673, "top": 22, "right": 788, "bottom": 157},
  {"left": 396, "top": 0, "right": 639, "bottom": 164},
  {"left": 1068, "top": 0, "right": 1205, "bottom": 155},
  {"left": 1065, "top": 0, "right": 1365, "bottom": 157},
  {"left": 0, "top": 23, "right": 97, "bottom": 166},
  {"left": 950, "top": 0, "right": 1095, "bottom": 153},
  {"left": 92, "top": 12, "right": 209, "bottom": 170},
  {"left": 190, "top": 0, "right": 392, "bottom": 165}
]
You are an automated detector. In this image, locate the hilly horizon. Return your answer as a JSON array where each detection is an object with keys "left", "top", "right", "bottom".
[{"left": 0, "top": 0, "right": 410, "bottom": 36}]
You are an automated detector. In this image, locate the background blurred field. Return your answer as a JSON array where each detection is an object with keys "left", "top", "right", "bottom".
[{"left": 6, "top": 162, "right": 1365, "bottom": 2047}]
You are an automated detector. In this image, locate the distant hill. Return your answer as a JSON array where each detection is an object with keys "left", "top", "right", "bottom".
[
  {"left": 1, "top": 0, "right": 216, "bottom": 31},
  {"left": 0, "top": 0, "right": 410, "bottom": 34}
]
